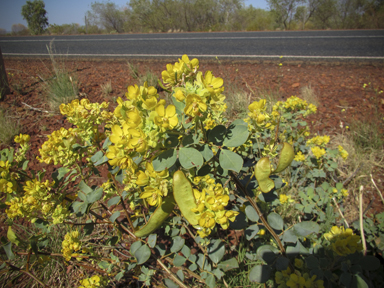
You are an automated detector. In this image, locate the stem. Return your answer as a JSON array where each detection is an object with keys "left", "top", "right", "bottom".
[
  {"left": 332, "top": 198, "right": 349, "bottom": 228},
  {"left": 156, "top": 258, "right": 189, "bottom": 288},
  {"left": 370, "top": 174, "right": 384, "bottom": 205},
  {"left": 359, "top": 186, "right": 367, "bottom": 255},
  {"left": 229, "top": 171, "right": 287, "bottom": 255},
  {"left": 5, "top": 262, "right": 48, "bottom": 288}
]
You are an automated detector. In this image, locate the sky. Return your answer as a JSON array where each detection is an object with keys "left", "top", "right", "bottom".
[{"left": 0, "top": 0, "right": 269, "bottom": 33}]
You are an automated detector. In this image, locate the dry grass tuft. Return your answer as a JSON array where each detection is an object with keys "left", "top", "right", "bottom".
[
  {"left": 101, "top": 80, "right": 113, "bottom": 96},
  {"left": 300, "top": 85, "right": 320, "bottom": 107},
  {"left": 0, "top": 108, "right": 20, "bottom": 145}
]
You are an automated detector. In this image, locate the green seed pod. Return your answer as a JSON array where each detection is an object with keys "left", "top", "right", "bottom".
[
  {"left": 255, "top": 157, "right": 275, "bottom": 193},
  {"left": 273, "top": 142, "right": 294, "bottom": 173},
  {"left": 135, "top": 193, "right": 176, "bottom": 238},
  {"left": 173, "top": 170, "right": 199, "bottom": 226}
]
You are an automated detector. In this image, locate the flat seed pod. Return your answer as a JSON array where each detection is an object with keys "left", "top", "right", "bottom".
[
  {"left": 135, "top": 193, "right": 176, "bottom": 238},
  {"left": 173, "top": 170, "right": 199, "bottom": 226},
  {"left": 273, "top": 142, "right": 294, "bottom": 173},
  {"left": 255, "top": 157, "right": 275, "bottom": 193}
]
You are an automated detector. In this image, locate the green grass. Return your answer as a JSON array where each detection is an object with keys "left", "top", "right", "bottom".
[
  {"left": 0, "top": 108, "right": 20, "bottom": 145},
  {"left": 43, "top": 42, "right": 79, "bottom": 111}
]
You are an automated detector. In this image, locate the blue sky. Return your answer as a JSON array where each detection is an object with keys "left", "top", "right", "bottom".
[{"left": 0, "top": 0, "right": 269, "bottom": 32}]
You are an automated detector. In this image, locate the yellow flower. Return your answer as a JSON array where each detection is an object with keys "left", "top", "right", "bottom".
[
  {"left": 184, "top": 94, "right": 207, "bottom": 117},
  {"left": 14, "top": 134, "right": 30, "bottom": 145},
  {"left": 202, "top": 70, "right": 224, "bottom": 95},
  {"left": 294, "top": 258, "right": 304, "bottom": 269},
  {"left": 294, "top": 151, "right": 306, "bottom": 162},
  {"left": 140, "top": 186, "right": 163, "bottom": 206},
  {"left": 279, "top": 194, "right": 290, "bottom": 204},
  {"left": 306, "top": 135, "right": 330, "bottom": 146},
  {"left": 311, "top": 146, "right": 326, "bottom": 159},
  {"left": 324, "top": 226, "right": 362, "bottom": 256},
  {"left": 174, "top": 89, "right": 186, "bottom": 102},
  {"left": 286, "top": 273, "right": 306, "bottom": 288},
  {"left": 338, "top": 145, "right": 348, "bottom": 160},
  {"left": 198, "top": 211, "right": 216, "bottom": 229},
  {"left": 154, "top": 104, "right": 179, "bottom": 131}
]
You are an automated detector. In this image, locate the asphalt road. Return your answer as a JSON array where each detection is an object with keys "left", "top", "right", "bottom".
[{"left": 1, "top": 30, "right": 383, "bottom": 61}]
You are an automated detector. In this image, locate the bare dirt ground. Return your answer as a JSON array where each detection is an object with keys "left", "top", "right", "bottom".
[{"left": 1, "top": 57, "right": 384, "bottom": 230}]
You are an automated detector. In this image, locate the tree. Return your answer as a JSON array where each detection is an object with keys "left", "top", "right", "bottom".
[
  {"left": 12, "top": 23, "right": 29, "bottom": 35},
  {"left": 21, "top": 0, "right": 48, "bottom": 35},
  {"left": 267, "top": 0, "right": 305, "bottom": 29},
  {"left": 0, "top": 28, "right": 6, "bottom": 35},
  {"left": 86, "top": 2, "right": 126, "bottom": 33}
]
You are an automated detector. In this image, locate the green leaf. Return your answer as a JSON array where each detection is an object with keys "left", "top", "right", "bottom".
[
  {"left": 130, "top": 241, "right": 142, "bottom": 255},
  {"left": 173, "top": 254, "right": 186, "bottom": 267},
  {"left": 176, "top": 270, "right": 184, "bottom": 281},
  {"left": 257, "top": 245, "right": 279, "bottom": 264},
  {"left": 339, "top": 272, "right": 352, "bottom": 287},
  {"left": 219, "top": 149, "right": 243, "bottom": 173},
  {"left": 182, "top": 134, "right": 199, "bottom": 147},
  {"left": 208, "top": 125, "right": 226, "bottom": 145},
  {"left": 283, "top": 229, "right": 298, "bottom": 243},
  {"left": 223, "top": 119, "right": 249, "bottom": 147},
  {"left": 103, "top": 136, "right": 112, "bottom": 150},
  {"left": 245, "top": 205, "right": 259, "bottom": 222},
  {"left": 115, "top": 271, "right": 125, "bottom": 281},
  {"left": 72, "top": 201, "right": 88, "bottom": 214},
  {"left": 152, "top": 149, "right": 177, "bottom": 171},
  {"left": 2, "top": 241, "right": 15, "bottom": 260},
  {"left": 84, "top": 222, "right": 94, "bottom": 236},
  {"left": 86, "top": 187, "right": 103, "bottom": 203},
  {"left": 107, "top": 196, "right": 120, "bottom": 207},
  {"left": 267, "top": 212, "right": 284, "bottom": 230},
  {"left": 276, "top": 257, "right": 290, "bottom": 271},
  {"left": 206, "top": 274, "right": 216, "bottom": 288},
  {"left": 57, "top": 167, "right": 71, "bottom": 180},
  {"left": 98, "top": 260, "right": 110, "bottom": 269},
  {"left": 207, "top": 239, "right": 225, "bottom": 264},
  {"left": 165, "top": 135, "right": 179, "bottom": 148},
  {"left": 79, "top": 180, "right": 92, "bottom": 194},
  {"left": 217, "top": 258, "right": 239, "bottom": 272},
  {"left": 7, "top": 227, "right": 20, "bottom": 246},
  {"left": 213, "top": 268, "right": 224, "bottom": 280},
  {"left": 249, "top": 265, "right": 272, "bottom": 283},
  {"left": 171, "top": 236, "right": 185, "bottom": 253},
  {"left": 164, "top": 279, "right": 179, "bottom": 288},
  {"left": 305, "top": 255, "right": 319, "bottom": 269},
  {"left": 199, "top": 144, "right": 214, "bottom": 161},
  {"left": 293, "top": 221, "right": 320, "bottom": 237},
  {"left": 245, "top": 224, "right": 259, "bottom": 241},
  {"left": 181, "top": 245, "right": 191, "bottom": 258},
  {"left": 355, "top": 274, "right": 369, "bottom": 288},
  {"left": 189, "top": 263, "right": 198, "bottom": 271},
  {"left": 135, "top": 244, "right": 151, "bottom": 265},
  {"left": 109, "top": 211, "right": 120, "bottom": 223},
  {"left": 360, "top": 255, "right": 380, "bottom": 270},
  {"left": 147, "top": 234, "right": 157, "bottom": 248},
  {"left": 22, "top": 160, "right": 29, "bottom": 170},
  {"left": 179, "top": 147, "right": 204, "bottom": 170}
]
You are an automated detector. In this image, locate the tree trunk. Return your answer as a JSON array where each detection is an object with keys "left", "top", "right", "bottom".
[{"left": 0, "top": 47, "right": 10, "bottom": 100}]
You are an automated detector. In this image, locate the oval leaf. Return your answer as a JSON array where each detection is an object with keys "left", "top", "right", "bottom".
[
  {"left": 249, "top": 265, "right": 272, "bottom": 283},
  {"left": 152, "top": 149, "right": 177, "bottom": 171},
  {"left": 267, "top": 212, "right": 284, "bottom": 230},
  {"left": 207, "top": 240, "right": 225, "bottom": 264},
  {"left": 135, "top": 244, "right": 151, "bottom": 265},
  {"left": 217, "top": 258, "right": 239, "bottom": 272},
  {"left": 245, "top": 206, "right": 259, "bottom": 222},
  {"left": 223, "top": 120, "right": 249, "bottom": 147},
  {"left": 219, "top": 149, "right": 243, "bottom": 173},
  {"left": 179, "top": 147, "right": 204, "bottom": 170}
]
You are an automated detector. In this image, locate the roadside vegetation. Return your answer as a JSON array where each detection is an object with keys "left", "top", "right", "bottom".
[
  {"left": 1, "top": 0, "right": 383, "bottom": 36},
  {"left": 0, "top": 53, "right": 383, "bottom": 287}
]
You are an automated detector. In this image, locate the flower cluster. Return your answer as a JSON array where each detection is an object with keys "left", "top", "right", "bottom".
[
  {"left": 162, "top": 55, "right": 199, "bottom": 87},
  {"left": 37, "top": 127, "right": 84, "bottom": 166},
  {"left": 338, "top": 145, "right": 348, "bottom": 160},
  {"left": 60, "top": 99, "right": 112, "bottom": 142},
  {"left": 247, "top": 99, "right": 271, "bottom": 127},
  {"left": 62, "top": 230, "right": 82, "bottom": 261},
  {"left": 191, "top": 175, "right": 239, "bottom": 238},
  {"left": 78, "top": 275, "right": 108, "bottom": 288},
  {"left": 273, "top": 96, "right": 317, "bottom": 117},
  {"left": 14, "top": 134, "right": 31, "bottom": 162},
  {"left": 275, "top": 262, "right": 324, "bottom": 288},
  {"left": 5, "top": 179, "right": 69, "bottom": 223},
  {"left": 0, "top": 160, "right": 17, "bottom": 194},
  {"left": 324, "top": 226, "right": 362, "bottom": 256}
]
